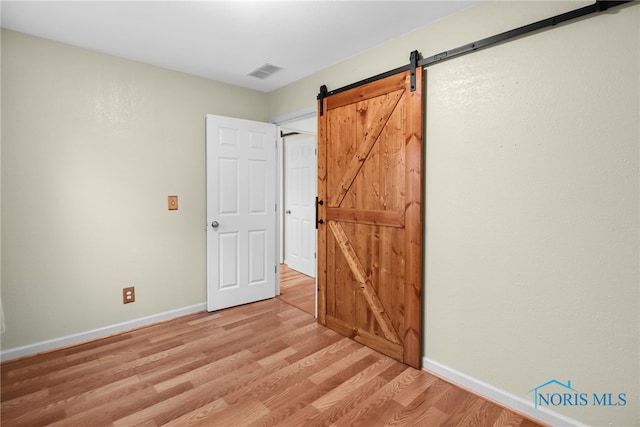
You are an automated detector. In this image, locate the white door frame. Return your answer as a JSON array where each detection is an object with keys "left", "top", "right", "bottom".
[
  {"left": 274, "top": 107, "right": 318, "bottom": 317},
  {"left": 273, "top": 107, "right": 317, "bottom": 264}
]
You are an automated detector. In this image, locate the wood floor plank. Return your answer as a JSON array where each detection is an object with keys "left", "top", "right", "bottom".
[
  {"left": 249, "top": 341, "right": 362, "bottom": 411},
  {"left": 331, "top": 366, "right": 423, "bottom": 426},
  {"left": 278, "top": 264, "right": 316, "bottom": 316},
  {"left": 224, "top": 338, "right": 360, "bottom": 409},
  {"left": 1, "top": 294, "right": 546, "bottom": 427},
  {"left": 161, "top": 397, "right": 228, "bottom": 426},
  {"left": 106, "top": 382, "right": 193, "bottom": 426},
  {"left": 311, "top": 356, "right": 392, "bottom": 411},
  {"left": 456, "top": 400, "right": 505, "bottom": 427},
  {"left": 63, "top": 375, "right": 142, "bottom": 417},
  {"left": 144, "top": 365, "right": 267, "bottom": 425},
  {"left": 309, "top": 345, "right": 375, "bottom": 384}
]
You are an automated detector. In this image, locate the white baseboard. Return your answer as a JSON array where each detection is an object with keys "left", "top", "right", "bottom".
[
  {"left": 422, "top": 357, "right": 586, "bottom": 427},
  {"left": 0, "top": 303, "right": 207, "bottom": 362}
]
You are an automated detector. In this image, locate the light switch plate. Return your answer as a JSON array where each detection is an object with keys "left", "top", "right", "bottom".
[{"left": 168, "top": 195, "right": 178, "bottom": 210}]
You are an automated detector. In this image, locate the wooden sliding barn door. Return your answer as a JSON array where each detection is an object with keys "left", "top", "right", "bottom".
[{"left": 317, "top": 69, "right": 424, "bottom": 368}]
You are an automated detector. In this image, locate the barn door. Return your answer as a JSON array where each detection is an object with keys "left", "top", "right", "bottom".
[{"left": 317, "top": 69, "right": 424, "bottom": 368}]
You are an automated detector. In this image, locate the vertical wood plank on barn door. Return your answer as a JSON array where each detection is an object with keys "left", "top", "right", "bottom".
[{"left": 317, "top": 69, "right": 424, "bottom": 368}]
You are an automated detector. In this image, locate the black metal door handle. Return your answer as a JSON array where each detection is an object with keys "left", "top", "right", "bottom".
[{"left": 315, "top": 197, "right": 324, "bottom": 228}]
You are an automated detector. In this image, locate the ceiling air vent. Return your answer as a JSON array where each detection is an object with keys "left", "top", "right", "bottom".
[{"left": 248, "top": 63, "right": 283, "bottom": 80}]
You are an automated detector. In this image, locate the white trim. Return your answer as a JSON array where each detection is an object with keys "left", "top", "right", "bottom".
[
  {"left": 276, "top": 127, "right": 283, "bottom": 293},
  {"left": 271, "top": 106, "right": 316, "bottom": 126},
  {"left": 422, "top": 357, "right": 587, "bottom": 427},
  {"left": 0, "top": 303, "right": 206, "bottom": 362},
  {"left": 278, "top": 130, "right": 285, "bottom": 268}
]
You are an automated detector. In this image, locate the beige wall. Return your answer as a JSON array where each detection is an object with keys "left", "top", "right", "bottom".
[
  {"left": 269, "top": 2, "right": 639, "bottom": 426},
  {"left": 1, "top": 29, "right": 268, "bottom": 349},
  {"left": 1, "top": 2, "right": 638, "bottom": 426}
]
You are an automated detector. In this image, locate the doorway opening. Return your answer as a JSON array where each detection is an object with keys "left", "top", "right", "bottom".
[{"left": 276, "top": 113, "right": 317, "bottom": 317}]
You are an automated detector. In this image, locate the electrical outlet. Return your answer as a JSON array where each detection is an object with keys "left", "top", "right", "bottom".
[{"left": 123, "top": 287, "right": 135, "bottom": 304}]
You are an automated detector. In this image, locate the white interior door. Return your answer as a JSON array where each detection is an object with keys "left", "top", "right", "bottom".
[
  {"left": 206, "top": 114, "right": 277, "bottom": 311},
  {"left": 285, "top": 135, "right": 317, "bottom": 278}
]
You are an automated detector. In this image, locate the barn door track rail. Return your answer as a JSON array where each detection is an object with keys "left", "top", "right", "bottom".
[{"left": 317, "top": 0, "right": 633, "bottom": 111}]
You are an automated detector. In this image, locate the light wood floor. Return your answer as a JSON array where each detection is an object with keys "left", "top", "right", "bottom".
[
  {"left": 1, "top": 297, "right": 545, "bottom": 426},
  {"left": 278, "top": 264, "right": 315, "bottom": 316}
]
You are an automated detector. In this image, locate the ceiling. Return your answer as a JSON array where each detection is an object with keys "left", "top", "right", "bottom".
[{"left": 1, "top": 1, "right": 475, "bottom": 93}]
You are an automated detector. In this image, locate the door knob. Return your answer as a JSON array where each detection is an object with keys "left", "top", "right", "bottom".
[
  {"left": 285, "top": 210, "right": 291, "bottom": 214},
  {"left": 211, "top": 221, "right": 219, "bottom": 229}
]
